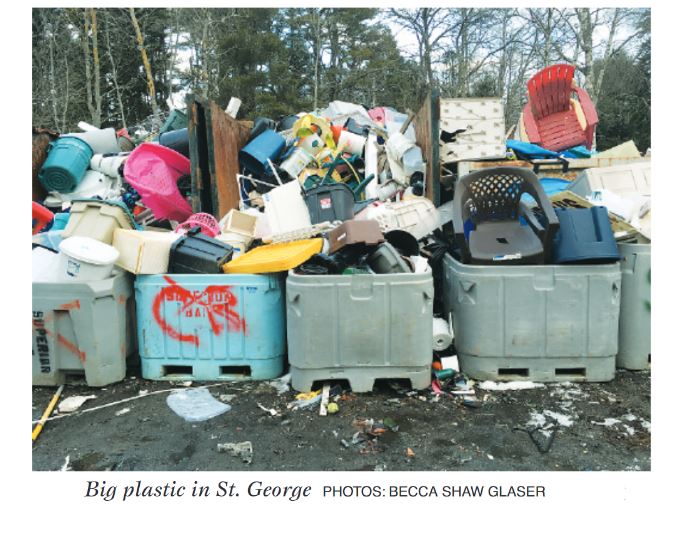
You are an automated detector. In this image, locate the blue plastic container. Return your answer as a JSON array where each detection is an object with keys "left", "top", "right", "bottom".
[
  {"left": 239, "top": 129, "right": 286, "bottom": 177},
  {"left": 39, "top": 136, "right": 94, "bottom": 193},
  {"left": 51, "top": 212, "right": 71, "bottom": 231},
  {"left": 135, "top": 273, "right": 286, "bottom": 381},
  {"left": 552, "top": 206, "right": 620, "bottom": 264}
]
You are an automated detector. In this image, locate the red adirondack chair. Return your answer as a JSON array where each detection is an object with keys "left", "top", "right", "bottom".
[{"left": 522, "top": 64, "right": 598, "bottom": 152}]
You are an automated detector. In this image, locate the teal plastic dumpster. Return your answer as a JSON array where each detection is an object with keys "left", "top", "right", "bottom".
[{"left": 135, "top": 273, "right": 286, "bottom": 381}]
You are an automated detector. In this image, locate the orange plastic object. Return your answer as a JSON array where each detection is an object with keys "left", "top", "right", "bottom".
[
  {"left": 32, "top": 202, "right": 54, "bottom": 234},
  {"left": 222, "top": 238, "right": 323, "bottom": 274}
]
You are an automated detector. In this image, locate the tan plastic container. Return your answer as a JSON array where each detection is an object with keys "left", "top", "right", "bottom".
[{"left": 112, "top": 229, "right": 179, "bottom": 275}]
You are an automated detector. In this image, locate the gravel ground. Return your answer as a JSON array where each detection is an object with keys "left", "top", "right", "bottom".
[{"left": 32, "top": 368, "right": 650, "bottom": 472}]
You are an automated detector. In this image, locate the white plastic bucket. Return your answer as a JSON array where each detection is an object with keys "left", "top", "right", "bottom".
[
  {"left": 280, "top": 148, "right": 314, "bottom": 179},
  {"left": 338, "top": 130, "right": 366, "bottom": 156},
  {"left": 58, "top": 236, "right": 120, "bottom": 281}
]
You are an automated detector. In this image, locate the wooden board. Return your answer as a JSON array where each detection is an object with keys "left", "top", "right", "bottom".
[
  {"left": 208, "top": 102, "right": 252, "bottom": 217},
  {"left": 413, "top": 89, "right": 441, "bottom": 206},
  {"left": 186, "top": 94, "right": 212, "bottom": 215},
  {"left": 187, "top": 93, "right": 253, "bottom": 218}
]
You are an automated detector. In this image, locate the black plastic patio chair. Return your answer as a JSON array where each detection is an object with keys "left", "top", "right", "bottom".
[{"left": 451, "top": 167, "right": 559, "bottom": 265}]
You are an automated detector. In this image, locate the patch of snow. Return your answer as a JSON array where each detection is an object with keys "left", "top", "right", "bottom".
[
  {"left": 478, "top": 381, "right": 545, "bottom": 391},
  {"left": 592, "top": 418, "right": 621, "bottom": 427},
  {"left": 640, "top": 420, "right": 651, "bottom": 432},
  {"left": 59, "top": 455, "right": 71, "bottom": 472},
  {"left": 115, "top": 407, "right": 130, "bottom": 416},
  {"left": 527, "top": 411, "right": 563, "bottom": 436},
  {"left": 622, "top": 425, "right": 635, "bottom": 436},
  {"left": 622, "top": 413, "right": 637, "bottom": 422},
  {"left": 544, "top": 410, "right": 574, "bottom": 427}
]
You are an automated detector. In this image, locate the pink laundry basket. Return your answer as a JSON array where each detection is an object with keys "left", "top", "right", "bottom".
[
  {"left": 175, "top": 213, "right": 220, "bottom": 238},
  {"left": 123, "top": 143, "right": 193, "bottom": 222}
]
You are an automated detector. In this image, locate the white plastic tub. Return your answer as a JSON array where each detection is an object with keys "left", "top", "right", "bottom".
[{"left": 58, "top": 236, "right": 120, "bottom": 281}]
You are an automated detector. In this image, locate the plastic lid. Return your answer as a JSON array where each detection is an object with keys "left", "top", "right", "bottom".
[{"left": 59, "top": 236, "right": 120, "bottom": 266}]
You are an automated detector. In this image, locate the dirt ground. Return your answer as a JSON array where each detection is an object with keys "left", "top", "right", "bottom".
[{"left": 32, "top": 366, "right": 650, "bottom": 472}]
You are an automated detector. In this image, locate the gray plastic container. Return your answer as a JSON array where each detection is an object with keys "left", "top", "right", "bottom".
[
  {"left": 32, "top": 269, "right": 136, "bottom": 387},
  {"left": 286, "top": 270, "right": 433, "bottom": 392},
  {"left": 617, "top": 242, "right": 651, "bottom": 370},
  {"left": 442, "top": 254, "right": 621, "bottom": 382}
]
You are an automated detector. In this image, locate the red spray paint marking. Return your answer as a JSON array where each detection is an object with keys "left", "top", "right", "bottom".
[{"left": 151, "top": 276, "right": 246, "bottom": 346}]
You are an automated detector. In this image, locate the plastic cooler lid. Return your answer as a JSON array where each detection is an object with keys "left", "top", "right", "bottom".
[
  {"left": 59, "top": 236, "right": 120, "bottom": 266},
  {"left": 223, "top": 238, "right": 323, "bottom": 274}
]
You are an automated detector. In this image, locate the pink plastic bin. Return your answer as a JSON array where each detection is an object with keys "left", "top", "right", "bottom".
[{"left": 124, "top": 143, "right": 192, "bottom": 222}]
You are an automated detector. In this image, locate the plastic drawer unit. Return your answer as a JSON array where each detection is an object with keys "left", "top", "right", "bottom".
[
  {"left": 286, "top": 270, "right": 433, "bottom": 392},
  {"left": 135, "top": 273, "right": 286, "bottom": 381},
  {"left": 32, "top": 270, "right": 136, "bottom": 387},
  {"left": 442, "top": 254, "right": 621, "bottom": 382},
  {"left": 617, "top": 242, "right": 651, "bottom": 370}
]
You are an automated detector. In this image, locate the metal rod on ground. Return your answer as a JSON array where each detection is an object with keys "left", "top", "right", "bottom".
[{"left": 32, "top": 385, "right": 64, "bottom": 443}]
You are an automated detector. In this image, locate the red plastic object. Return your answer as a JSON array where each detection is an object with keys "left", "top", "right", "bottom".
[
  {"left": 368, "top": 107, "right": 386, "bottom": 124},
  {"left": 32, "top": 202, "right": 54, "bottom": 234},
  {"left": 124, "top": 143, "right": 192, "bottom": 222},
  {"left": 522, "top": 64, "right": 599, "bottom": 152},
  {"left": 175, "top": 213, "right": 220, "bottom": 238}
]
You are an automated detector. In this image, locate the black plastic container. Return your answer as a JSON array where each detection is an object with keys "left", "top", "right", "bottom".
[
  {"left": 159, "top": 128, "right": 190, "bottom": 157},
  {"left": 304, "top": 183, "right": 355, "bottom": 224},
  {"left": 168, "top": 227, "right": 234, "bottom": 274}
]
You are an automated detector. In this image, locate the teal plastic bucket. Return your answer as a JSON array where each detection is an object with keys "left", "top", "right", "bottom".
[{"left": 39, "top": 136, "right": 94, "bottom": 193}]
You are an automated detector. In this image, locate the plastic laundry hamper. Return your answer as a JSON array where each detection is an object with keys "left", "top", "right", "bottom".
[
  {"left": 175, "top": 213, "right": 220, "bottom": 237},
  {"left": 124, "top": 142, "right": 193, "bottom": 222}
]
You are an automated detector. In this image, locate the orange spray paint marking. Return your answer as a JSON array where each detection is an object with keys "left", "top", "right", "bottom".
[
  {"left": 56, "top": 334, "right": 86, "bottom": 364},
  {"left": 59, "top": 300, "right": 81, "bottom": 310}
]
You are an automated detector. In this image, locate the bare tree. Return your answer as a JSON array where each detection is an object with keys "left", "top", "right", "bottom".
[
  {"left": 129, "top": 7, "right": 160, "bottom": 125},
  {"left": 90, "top": 8, "right": 102, "bottom": 127},
  {"left": 81, "top": 9, "right": 96, "bottom": 125},
  {"left": 390, "top": 8, "right": 460, "bottom": 89},
  {"left": 103, "top": 11, "right": 127, "bottom": 128}
]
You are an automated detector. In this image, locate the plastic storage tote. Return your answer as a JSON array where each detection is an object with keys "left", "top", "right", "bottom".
[
  {"left": 135, "top": 273, "right": 286, "bottom": 381},
  {"left": 32, "top": 269, "right": 136, "bottom": 387},
  {"left": 617, "top": 242, "right": 651, "bottom": 370},
  {"left": 286, "top": 270, "right": 433, "bottom": 392},
  {"left": 442, "top": 254, "right": 621, "bottom": 382},
  {"left": 552, "top": 206, "right": 620, "bottom": 264},
  {"left": 62, "top": 199, "right": 136, "bottom": 245},
  {"left": 168, "top": 229, "right": 234, "bottom": 274},
  {"left": 304, "top": 183, "right": 355, "bottom": 224}
]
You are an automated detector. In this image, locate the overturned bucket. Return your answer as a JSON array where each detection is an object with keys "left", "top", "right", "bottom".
[
  {"left": 39, "top": 136, "right": 94, "bottom": 193},
  {"left": 239, "top": 130, "right": 286, "bottom": 177}
]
